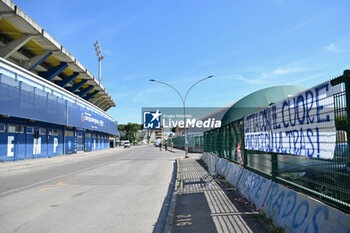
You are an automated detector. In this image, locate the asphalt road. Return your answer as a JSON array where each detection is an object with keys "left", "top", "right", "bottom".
[{"left": 0, "top": 145, "right": 179, "bottom": 233}]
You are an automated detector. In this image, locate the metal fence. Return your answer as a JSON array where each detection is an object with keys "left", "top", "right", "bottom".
[
  {"left": 204, "top": 71, "right": 350, "bottom": 213},
  {"left": 168, "top": 134, "right": 204, "bottom": 152}
]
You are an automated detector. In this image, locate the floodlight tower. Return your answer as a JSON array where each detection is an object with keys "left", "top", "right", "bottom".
[{"left": 93, "top": 40, "right": 104, "bottom": 82}]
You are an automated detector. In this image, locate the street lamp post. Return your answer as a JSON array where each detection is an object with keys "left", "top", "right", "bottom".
[
  {"left": 149, "top": 75, "right": 213, "bottom": 158},
  {"left": 93, "top": 40, "right": 104, "bottom": 82}
]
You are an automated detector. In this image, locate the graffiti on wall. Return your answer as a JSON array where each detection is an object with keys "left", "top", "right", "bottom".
[{"left": 264, "top": 183, "right": 350, "bottom": 233}]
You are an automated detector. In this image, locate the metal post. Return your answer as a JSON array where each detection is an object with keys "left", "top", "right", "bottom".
[
  {"left": 98, "top": 59, "right": 101, "bottom": 82},
  {"left": 240, "top": 120, "right": 248, "bottom": 168},
  {"left": 331, "top": 70, "right": 350, "bottom": 143},
  {"left": 271, "top": 153, "right": 278, "bottom": 180},
  {"left": 343, "top": 71, "right": 350, "bottom": 144},
  {"left": 183, "top": 101, "right": 189, "bottom": 158}
]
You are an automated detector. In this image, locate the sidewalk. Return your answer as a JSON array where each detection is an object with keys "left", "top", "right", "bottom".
[
  {"left": 0, "top": 147, "right": 125, "bottom": 173},
  {"left": 172, "top": 157, "right": 271, "bottom": 233},
  {"left": 166, "top": 147, "right": 202, "bottom": 159}
]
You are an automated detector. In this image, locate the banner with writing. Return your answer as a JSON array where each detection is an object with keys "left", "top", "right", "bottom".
[{"left": 244, "top": 82, "right": 341, "bottom": 159}]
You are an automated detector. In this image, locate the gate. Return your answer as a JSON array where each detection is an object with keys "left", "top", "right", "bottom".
[{"left": 77, "top": 132, "right": 84, "bottom": 152}]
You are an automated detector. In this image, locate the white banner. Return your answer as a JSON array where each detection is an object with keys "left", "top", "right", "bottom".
[{"left": 244, "top": 81, "right": 341, "bottom": 159}]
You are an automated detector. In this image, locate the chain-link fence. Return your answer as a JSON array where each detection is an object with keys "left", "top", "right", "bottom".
[
  {"left": 168, "top": 134, "right": 203, "bottom": 152},
  {"left": 204, "top": 72, "right": 350, "bottom": 213}
]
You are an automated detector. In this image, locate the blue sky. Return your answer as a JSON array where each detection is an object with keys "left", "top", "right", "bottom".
[{"left": 14, "top": 0, "right": 350, "bottom": 124}]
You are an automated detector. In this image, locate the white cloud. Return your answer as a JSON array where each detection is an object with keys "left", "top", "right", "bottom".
[
  {"left": 223, "top": 60, "right": 318, "bottom": 85},
  {"left": 325, "top": 43, "right": 344, "bottom": 52},
  {"left": 287, "top": 74, "right": 323, "bottom": 85},
  {"left": 237, "top": 75, "right": 267, "bottom": 84},
  {"left": 273, "top": 67, "right": 309, "bottom": 75},
  {"left": 261, "top": 72, "right": 269, "bottom": 78},
  {"left": 234, "top": 66, "right": 315, "bottom": 85},
  {"left": 281, "top": 6, "right": 341, "bottom": 36}
]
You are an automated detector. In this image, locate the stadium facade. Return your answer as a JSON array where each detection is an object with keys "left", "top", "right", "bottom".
[{"left": 0, "top": 0, "right": 118, "bottom": 161}]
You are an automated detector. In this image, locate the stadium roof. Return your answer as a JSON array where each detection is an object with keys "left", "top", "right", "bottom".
[
  {"left": 221, "top": 85, "right": 307, "bottom": 125},
  {"left": 0, "top": 0, "right": 116, "bottom": 111}
]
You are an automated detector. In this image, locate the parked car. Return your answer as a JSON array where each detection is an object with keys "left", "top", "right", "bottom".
[{"left": 124, "top": 141, "right": 130, "bottom": 148}]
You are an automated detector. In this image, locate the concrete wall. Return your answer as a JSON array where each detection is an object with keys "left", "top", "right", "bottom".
[{"left": 201, "top": 152, "right": 350, "bottom": 233}]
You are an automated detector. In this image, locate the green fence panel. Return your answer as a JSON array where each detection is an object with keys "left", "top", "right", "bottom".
[
  {"left": 168, "top": 134, "right": 204, "bottom": 152},
  {"left": 203, "top": 74, "right": 350, "bottom": 213}
]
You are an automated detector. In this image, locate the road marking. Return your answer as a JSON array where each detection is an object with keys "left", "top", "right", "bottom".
[
  {"left": 40, "top": 187, "right": 58, "bottom": 191},
  {"left": 0, "top": 159, "right": 116, "bottom": 197},
  {"left": 177, "top": 214, "right": 191, "bottom": 218},
  {"left": 176, "top": 214, "right": 192, "bottom": 226},
  {"left": 56, "top": 182, "right": 68, "bottom": 186},
  {"left": 0, "top": 147, "right": 148, "bottom": 197},
  {"left": 176, "top": 222, "right": 192, "bottom": 226}
]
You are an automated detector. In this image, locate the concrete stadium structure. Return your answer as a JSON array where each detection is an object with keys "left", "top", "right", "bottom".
[
  {"left": 0, "top": 0, "right": 118, "bottom": 161},
  {"left": 220, "top": 85, "right": 307, "bottom": 125}
]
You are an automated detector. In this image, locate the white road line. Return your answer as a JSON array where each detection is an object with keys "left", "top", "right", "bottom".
[
  {"left": 0, "top": 146, "right": 148, "bottom": 197},
  {"left": 0, "top": 159, "right": 115, "bottom": 197}
]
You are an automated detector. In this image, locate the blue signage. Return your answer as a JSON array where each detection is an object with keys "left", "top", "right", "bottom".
[{"left": 67, "top": 102, "right": 112, "bottom": 133}]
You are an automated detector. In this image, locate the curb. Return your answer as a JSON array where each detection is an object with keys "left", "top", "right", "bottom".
[{"left": 164, "top": 158, "right": 181, "bottom": 233}]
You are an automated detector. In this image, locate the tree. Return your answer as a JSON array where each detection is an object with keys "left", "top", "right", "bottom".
[
  {"left": 118, "top": 123, "right": 142, "bottom": 143},
  {"left": 118, "top": 124, "right": 127, "bottom": 140}
]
